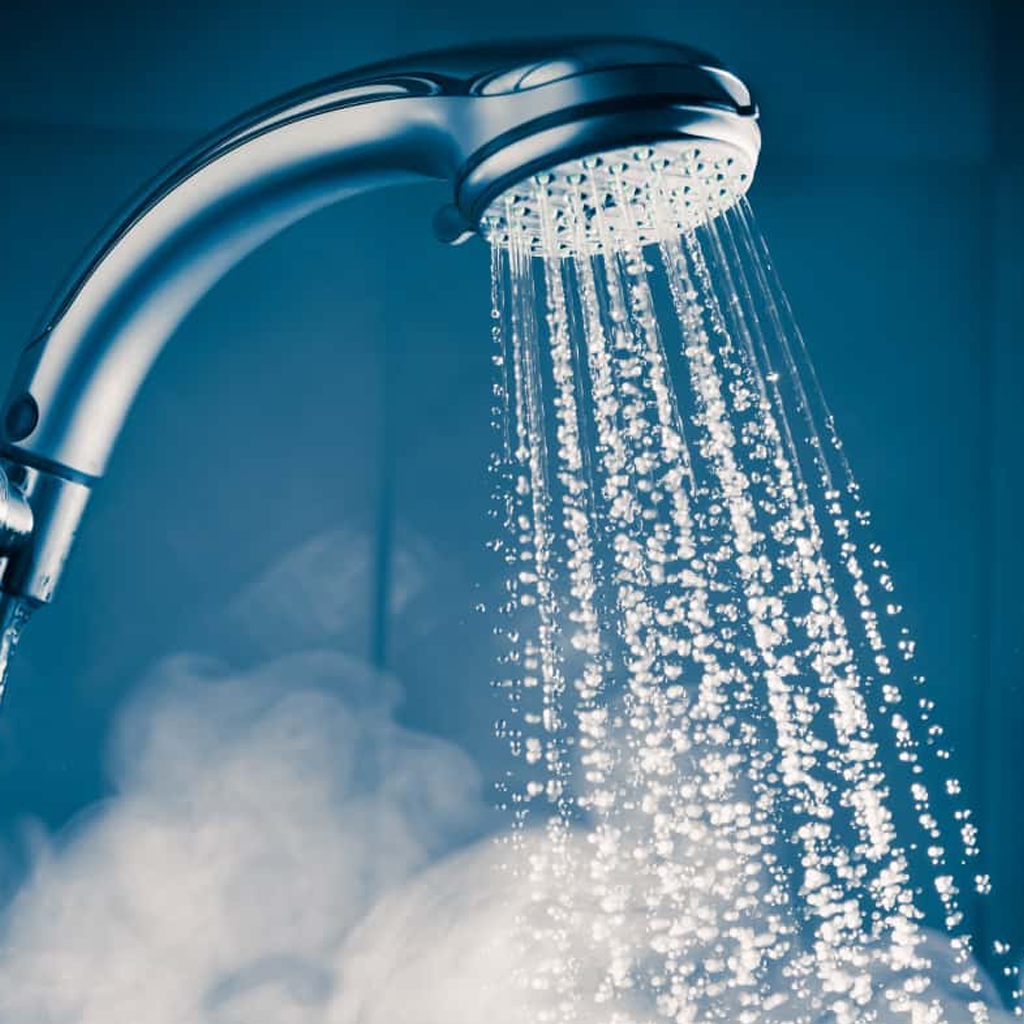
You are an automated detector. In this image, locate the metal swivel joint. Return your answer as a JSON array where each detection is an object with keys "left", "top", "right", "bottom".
[{"left": 0, "top": 463, "right": 33, "bottom": 562}]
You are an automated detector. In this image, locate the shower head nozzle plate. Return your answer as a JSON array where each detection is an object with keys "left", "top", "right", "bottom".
[{"left": 479, "top": 139, "right": 753, "bottom": 258}]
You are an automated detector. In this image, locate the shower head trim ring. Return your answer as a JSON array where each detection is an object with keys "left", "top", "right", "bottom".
[{"left": 450, "top": 97, "right": 759, "bottom": 240}]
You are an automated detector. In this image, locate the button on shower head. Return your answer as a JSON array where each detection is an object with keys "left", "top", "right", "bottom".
[{"left": 0, "top": 37, "right": 759, "bottom": 619}]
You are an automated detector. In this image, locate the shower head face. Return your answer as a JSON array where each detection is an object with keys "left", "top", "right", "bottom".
[
  {"left": 434, "top": 37, "right": 760, "bottom": 244},
  {"left": 478, "top": 139, "right": 753, "bottom": 257}
]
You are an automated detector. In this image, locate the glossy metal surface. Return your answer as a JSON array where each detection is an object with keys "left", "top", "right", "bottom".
[
  {"left": 0, "top": 469, "right": 90, "bottom": 605},
  {"left": 0, "top": 37, "right": 759, "bottom": 605},
  {"left": 0, "top": 467, "right": 33, "bottom": 556}
]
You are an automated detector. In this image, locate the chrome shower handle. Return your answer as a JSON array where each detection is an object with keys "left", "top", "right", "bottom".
[{"left": 3, "top": 88, "right": 454, "bottom": 485}]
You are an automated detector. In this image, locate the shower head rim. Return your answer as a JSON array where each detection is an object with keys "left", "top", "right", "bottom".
[
  {"left": 450, "top": 99, "right": 760, "bottom": 240},
  {"left": 445, "top": 45, "right": 759, "bottom": 240}
]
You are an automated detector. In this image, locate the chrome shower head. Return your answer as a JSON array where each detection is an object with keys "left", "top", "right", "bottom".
[
  {"left": 0, "top": 37, "right": 758, "bottom": 618},
  {"left": 422, "top": 38, "right": 760, "bottom": 246}
]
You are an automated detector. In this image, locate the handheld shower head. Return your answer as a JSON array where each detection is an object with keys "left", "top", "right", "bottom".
[
  {"left": 0, "top": 37, "right": 759, "bottom": 618},
  {"left": 426, "top": 38, "right": 760, "bottom": 245}
]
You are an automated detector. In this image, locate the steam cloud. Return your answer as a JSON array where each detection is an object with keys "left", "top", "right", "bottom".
[
  {"left": 0, "top": 649, "right": 489, "bottom": 1021},
  {"left": 0, "top": 530, "right": 1013, "bottom": 1022}
]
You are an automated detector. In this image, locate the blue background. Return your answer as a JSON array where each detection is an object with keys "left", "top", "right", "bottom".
[{"left": 0, "top": 0, "right": 1021, "bottom": 969}]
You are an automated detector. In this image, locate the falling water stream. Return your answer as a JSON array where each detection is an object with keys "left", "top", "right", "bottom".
[
  {"left": 0, "top": 138, "right": 1015, "bottom": 1023},
  {"left": 0, "top": 598, "right": 32, "bottom": 706},
  {"left": 482, "top": 144, "right": 1021, "bottom": 1023}
]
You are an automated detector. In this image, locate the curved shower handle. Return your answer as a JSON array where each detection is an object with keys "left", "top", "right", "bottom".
[
  {"left": 5, "top": 86, "right": 454, "bottom": 486},
  {"left": 0, "top": 37, "right": 759, "bottom": 609},
  {"left": 0, "top": 82, "right": 460, "bottom": 610}
]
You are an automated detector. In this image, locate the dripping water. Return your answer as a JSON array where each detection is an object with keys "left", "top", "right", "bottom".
[
  {"left": 481, "top": 143, "right": 1021, "bottom": 1022},
  {"left": 0, "top": 597, "right": 31, "bottom": 707}
]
